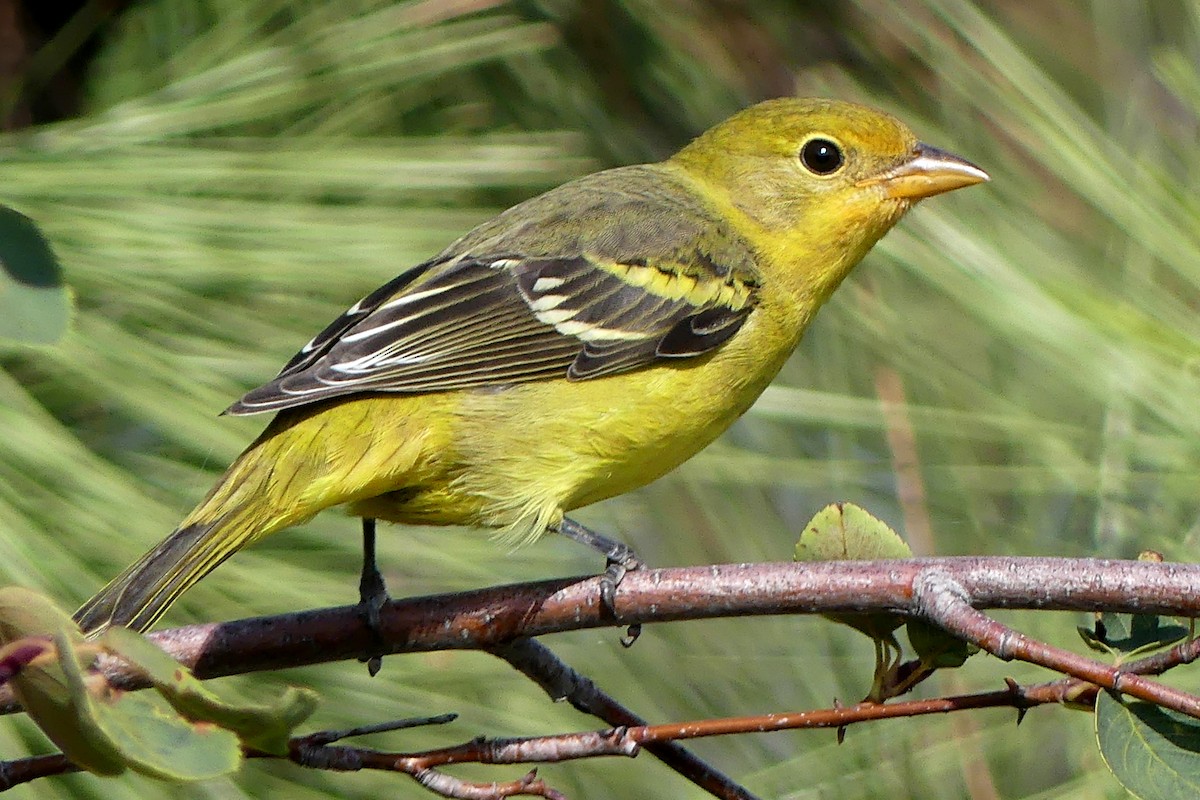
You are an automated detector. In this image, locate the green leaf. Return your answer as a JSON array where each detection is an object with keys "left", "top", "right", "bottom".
[
  {"left": 1125, "top": 615, "right": 1189, "bottom": 654},
  {"left": 1078, "top": 621, "right": 1117, "bottom": 656},
  {"left": 92, "top": 691, "right": 242, "bottom": 781},
  {"left": 794, "top": 504, "right": 916, "bottom": 699},
  {"left": 0, "top": 206, "right": 71, "bottom": 345},
  {"left": 102, "top": 626, "right": 318, "bottom": 755},
  {"left": 906, "top": 618, "right": 977, "bottom": 669},
  {"left": 0, "top": 587, "right": 84, "bottom": 647},
  {"left": 0, "top": 590, "right": 241, "bottom": 779},
  {"left": 796, "top": 503, "right": 911, "bottom": 641},
  {"left": 794, "top": 502, "right": 913, "bottom": 562},
  {"left": 10, "top": 629, "right": 128, "bottom": 776},
  {"left": 0, "top": 589, "right": 129, "bottom": 775},
  {"left": 1079, "top": 613, "right": 1188, "bottom": 659},
  {"left": 1096, "top": 690, "right": 1200, "bottom": 799}
]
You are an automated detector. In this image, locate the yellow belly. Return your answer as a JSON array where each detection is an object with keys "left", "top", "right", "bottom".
[{"left": 346, "top": 307, "right": 801, "bottom": 543}]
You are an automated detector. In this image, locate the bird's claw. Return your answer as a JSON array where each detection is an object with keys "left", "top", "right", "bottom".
[
  {"left": 554, "top": 517, "right": 645, "bottom": 644},
  {"left": 599, "top": 551, "right": 643, "bottom": 613},
  {"left": 358, "top": 567, "right": 390, "bottom": 677},
  {"left": 600, "top": 552, "right": 643, "bottom": 646}
]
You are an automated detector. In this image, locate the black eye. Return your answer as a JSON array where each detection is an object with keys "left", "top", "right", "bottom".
[{"left": 800, "top": 138, "right": 843, "bottom": 175}]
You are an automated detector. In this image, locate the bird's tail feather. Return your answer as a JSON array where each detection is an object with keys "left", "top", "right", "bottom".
[
  {"left": 73, "top": 437, "right": 316, "bottom": 634},
  {"left": 74, "top": 397, "right": 434, "bottom": 635},
  {"left": 73, "top": 517, "right": 243, "bottom": 633}
]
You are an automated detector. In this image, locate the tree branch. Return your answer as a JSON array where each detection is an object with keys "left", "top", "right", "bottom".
[
  {"left": 3, "top": 556, "right": 1197, "bottom": 714},
  {"left": 6, "top": 628, "right": 1200, "bottom": 794},
  {"left": 912, "top": 570, "right": 1200, "bottom": 717}
]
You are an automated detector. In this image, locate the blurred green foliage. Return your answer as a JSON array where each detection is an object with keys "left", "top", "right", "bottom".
[{"left": 1, "top": 0, "right": 1198, "bottom": 797}]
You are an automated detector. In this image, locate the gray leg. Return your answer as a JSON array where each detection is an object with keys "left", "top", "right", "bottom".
[
  {"left": 555, "top": 517, "right": 644, "bottom": 614},
  {"left": 358, "top": 517, "right": 389, "bottom": 676}
]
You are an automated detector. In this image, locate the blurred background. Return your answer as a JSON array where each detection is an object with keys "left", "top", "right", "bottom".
[{"left": 1, "top": 1, "right": 1199, "bottom": 797}]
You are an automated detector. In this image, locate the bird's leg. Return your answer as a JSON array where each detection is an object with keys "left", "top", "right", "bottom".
[
  {"left": 358, "top": 517, "right": 390, "bottom": 676},
  {"left": 555, "top": 516, "right": 644, "bottom": 617}
]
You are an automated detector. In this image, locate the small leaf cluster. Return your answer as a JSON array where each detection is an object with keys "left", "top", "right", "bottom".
[{"left": 0, "top": 587, "right": 315, "bottom": 781}]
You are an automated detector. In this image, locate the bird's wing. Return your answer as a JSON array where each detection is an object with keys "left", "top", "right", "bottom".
[
  {"left": 227, "top": 251, "right": 757, "bottom": 415},
  {"left": 227, "top": 165, "right": 762, "bottom": 415}
]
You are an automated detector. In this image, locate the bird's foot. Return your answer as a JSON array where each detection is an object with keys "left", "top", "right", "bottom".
[
  {"left": 556, "top": 517, "right": 644, "bottom": 644},
  {"left": 358, "top": 518, "right": 390, "bottom": 676},
  {"left": 597, "top": 542, "right": 644, "bottom": 614},
  {"left": 358, "top": 572, "right": 390, "bottom": 677}
]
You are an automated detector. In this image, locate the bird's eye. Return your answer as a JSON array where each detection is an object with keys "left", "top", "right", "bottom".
[{"left": 800, "top": 138, "right": 844, "bottom": 175}]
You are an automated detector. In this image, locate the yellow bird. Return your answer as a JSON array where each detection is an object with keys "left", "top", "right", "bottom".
[{"left": 75, "top": 98, "right": 987, "bottom": 639}]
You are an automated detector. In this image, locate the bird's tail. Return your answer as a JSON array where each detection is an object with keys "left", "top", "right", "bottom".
[
  {"left": 73, "top": 432, "right": 320, "bottom": 634},
  {"left": 74, "top": 518, "right": 238, "bottom": 634},
  {"left": 74, "top": 395, "right": 438, "bottom": 635}
]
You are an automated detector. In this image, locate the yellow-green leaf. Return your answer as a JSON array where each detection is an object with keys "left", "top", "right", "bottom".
[
  {"left": 0, "top": 587, "right": 84, "bottom": 648},
  {"left": 0, "top": 589, "right": 241, "bottom": 780},
  {"left": 103, "top": 626, "right": 318, "bottom": 755},
  {"left": 795, "top": 503, "right": 911, "bottom": 641},
  {"left": 92, "top": 691, "right": 241, "bottom": 781},
  {"left": 794, "top": 502, "right": 913, "bottom": 562},
  {"left": 0, "top": 589, "right": 126, "bottom": 775},
  {"left": 11, "top": 630, "right": 128, "bottom": 776}
]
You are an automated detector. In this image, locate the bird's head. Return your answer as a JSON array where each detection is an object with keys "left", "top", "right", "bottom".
[{"left": 671, "top": 97, "right": 988, "bottom": 257}]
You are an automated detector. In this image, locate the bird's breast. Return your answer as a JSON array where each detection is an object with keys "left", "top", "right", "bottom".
[{"left": 435, "top": 307, "right": 799, "bottom": 531}]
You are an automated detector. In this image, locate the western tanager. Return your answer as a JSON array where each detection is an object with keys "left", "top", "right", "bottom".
[{"left": 75, "top": 98, "right": 987, "bottom": 638}]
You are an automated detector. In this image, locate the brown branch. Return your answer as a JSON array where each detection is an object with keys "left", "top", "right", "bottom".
[
  {"left": 2, "top": 556, "right": 1198, "bottom": 714},
  {"left": 912, "top": 571, "right": 1200, "bottom": 717},
  {"left": 7, "top": 613, "right": 1198, "bottom": 793},
  {"left": 8, "top": 625, "right": 1200, "bottom": 796},
  {"left": 285, "top": 733, "right": 571, "bottom": 800},
  {"left": 0, "top": 753, "right": 73, "bottom": 788},
  {"left": 0, "top": 677, "right": 1099, "bottom": 793},
  {"left": 972, "top": 632, "right": 1200, "bottom": 715},
  {"left": 490, "top": 638, "right": 760, "bottom": 800}
]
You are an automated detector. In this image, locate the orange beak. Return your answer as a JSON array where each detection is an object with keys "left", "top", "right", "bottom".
[{"left": 859, "top": 143, "right": 989, "bottom": 200}]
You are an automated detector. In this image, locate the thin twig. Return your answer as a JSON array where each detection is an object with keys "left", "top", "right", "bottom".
[
  {"left": 298, "top": 713, "right": 458, "bottom": 747},
  {"left": 490, "top": 638, "right": 760, "bottom": 800},
  {"left": 0, "top": 686, "right": 1039, "bottom": 792},
  {"left": 912, "top": 571, "right": 1200, "bottom": 718}
]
